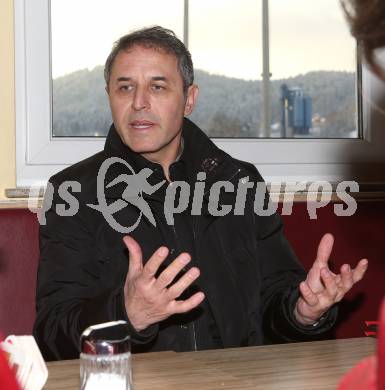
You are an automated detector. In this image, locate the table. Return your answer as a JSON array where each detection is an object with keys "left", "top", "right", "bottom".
[{"left": 45, "top": 337, "right": 375, "bottom": 389}]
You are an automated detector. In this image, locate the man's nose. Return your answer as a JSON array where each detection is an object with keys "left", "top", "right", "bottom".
[{"left": 132, "top": 87, "right": 150, "bottom": 111}]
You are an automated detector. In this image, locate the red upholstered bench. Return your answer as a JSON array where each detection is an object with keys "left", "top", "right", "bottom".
[
  {"left": 282, "top": 201, "right": 385, "bottom": 339},
  {"left": 0, "top": 202, "right": 384, "bottom": 339},
  {"left": 0, "top": 208, "right": 39, "bottom": 336}
]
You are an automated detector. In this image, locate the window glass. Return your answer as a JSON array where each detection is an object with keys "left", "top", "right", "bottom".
[
  {"left": 268, "top": 0, "right": 358, "bottom": 139},
  {"left": 51, "top": 0, "right": 358, "bottom": 139},
  {"left": 51, "top": 0, "right": 183, "bottom": 137},
  {"left": 189, "top": 0, "right": 358, "bottom": 138}
]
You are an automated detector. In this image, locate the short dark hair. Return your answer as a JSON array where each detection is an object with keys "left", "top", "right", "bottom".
[{"left": 104, "top": 26, "right": 194, "bottom": 93}]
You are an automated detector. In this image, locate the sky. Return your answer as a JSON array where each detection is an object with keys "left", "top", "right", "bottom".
[{"left": 51, "top": 0, "right": 356, "bottom": 80}]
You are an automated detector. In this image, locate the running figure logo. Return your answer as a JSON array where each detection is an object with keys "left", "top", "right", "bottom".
[{"left": 87, "top": 157, "right": 165, "bottom": 233}]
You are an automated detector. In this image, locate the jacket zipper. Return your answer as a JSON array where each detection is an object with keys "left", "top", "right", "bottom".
[
  {"left": 165, "top": 200, "right": 198, "bottom": 352},
  {"left": 192, "top": 321, "right": 198, "bottom": 351},
  {"left": 190, "top": 167, "right": 241, "bottom": 349},
  {"left": 167, "top": 167, "right": 242, "bottom": 352}
]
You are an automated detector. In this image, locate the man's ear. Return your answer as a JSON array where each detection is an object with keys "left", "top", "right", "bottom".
[
  {"left": 184, "top": 84, "right": 199, "bottom": 116},
  {"left": 105, "top": 85, "right": 109, "bottom": 95}
]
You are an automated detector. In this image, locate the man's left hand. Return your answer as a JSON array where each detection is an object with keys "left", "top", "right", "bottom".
[{"left": 294, "top": 233, "right": 368, "bottom": 326}]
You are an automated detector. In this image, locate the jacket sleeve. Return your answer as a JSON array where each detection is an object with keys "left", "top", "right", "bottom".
[
  {"left": 256, "top": 210, "right": 338, "bottom": 343},
  {"left": 239, "top": 161, "right": 338, "bottom": 343},
  {"left": 33, "top": 177, "right": 157, "bottom": 361}
]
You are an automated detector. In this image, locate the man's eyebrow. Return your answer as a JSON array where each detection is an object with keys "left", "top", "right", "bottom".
[
  {"left": 115, "top": 76, "right": 168, "bottom": 82},
  {"left": 117, "top": 77, "right": 131, "bottom": 82},
  {"left": 152, "top": 76, "right": 167, "bottom": 82}
]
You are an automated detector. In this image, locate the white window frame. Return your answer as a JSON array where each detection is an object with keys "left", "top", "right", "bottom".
[{"left": 14, "top": 0, "right": 385, "bottom": 187}]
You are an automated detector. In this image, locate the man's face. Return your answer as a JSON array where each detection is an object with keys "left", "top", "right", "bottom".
[{"left": 107, "top": 45, "right": 198, "bottom": 164}]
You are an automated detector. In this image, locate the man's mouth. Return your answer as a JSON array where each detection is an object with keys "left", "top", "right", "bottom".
[{"left": 130, "top": 120, "right": 155, "bottom": 129}]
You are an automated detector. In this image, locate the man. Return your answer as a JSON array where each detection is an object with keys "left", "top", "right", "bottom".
[{"left": 33, "top": 26, "right": 368, "bottom": 361}]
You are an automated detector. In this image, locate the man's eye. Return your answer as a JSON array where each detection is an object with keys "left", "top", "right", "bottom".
[
  {"left": 152, "top": 84, "right": 165, "bottom": 91},
  {"left": 119, "top": 85, "right": 132, "bottom": 92}
]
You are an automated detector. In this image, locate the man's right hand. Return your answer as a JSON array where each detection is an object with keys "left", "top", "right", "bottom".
[{"left": 123, "top": 235, "right": 205, "bottom": 332}]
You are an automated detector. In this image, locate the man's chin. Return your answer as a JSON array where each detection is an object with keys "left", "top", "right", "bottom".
[
  {"left": 125, "top": 143, "right": 166, "bottom": 162},
  {"left": 127, "top": 143, "right": 160, "bottom": 155},
  {"left": 120, "top": 136, "right": 158, "bottom": 153},
  {"left": 121, "top": 132, "right": 182, "bottom": 163}
]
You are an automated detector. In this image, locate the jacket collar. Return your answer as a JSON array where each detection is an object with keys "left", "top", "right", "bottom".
[
  {"left": 104, "top": 123, "right": 162, "bottom": 174},
  {"left": 103, "top": 118, "right": 242, "bottom": 199}
]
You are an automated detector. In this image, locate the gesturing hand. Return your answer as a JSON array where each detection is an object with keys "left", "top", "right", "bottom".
[
  {"left": 123, "top": 235, "right": 205, "bottom": 332},
  {"left": 295, "top": 233, "right": 368, "bottom": 326}
]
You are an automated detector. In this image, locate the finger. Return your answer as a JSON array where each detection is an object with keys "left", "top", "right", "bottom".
[
  {"left": 321, "top": 267, "right": 338, "bottom": 300},
  {"left": 156, "top": 253, "right": 191, "bottom": 289},
  {"left": 339, "top": 264, "right": 354, "bottom": 291},
  {"left": 123, "top": 235, "right": 143, "bottom": 277},
  {"left": 305, "top": 265, "right": 323, "bottom": 289},
  {"left": 314, "top": 233, "right": 334, "bottom": 266},
  {"left": 352, "top": 259, "right": 368, "bottom": 284},
  {"left": 167, "top": 267, "right": 201, "bottom": 300},
  {"left": 171, "top": 291, "right": 205, "bottom": 314},
  {"left": 299, "top": 281, "right": 319, "bottom": 307},
  {"left": 142, "top": 246, "right": 169, "bottom": 281}
]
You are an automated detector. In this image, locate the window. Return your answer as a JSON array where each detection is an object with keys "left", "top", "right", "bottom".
[
  {"left": 15, "top": 0, "right": 385, "bottom": 186},
  {"left": 51, "top": 0, "right": 183, "bottom": 137},
  {"left": 189, "top": 0, "right": 358, "bottom": 140},
  {"left": 51, "top": 0, "right": 358, "bottom": 140}
]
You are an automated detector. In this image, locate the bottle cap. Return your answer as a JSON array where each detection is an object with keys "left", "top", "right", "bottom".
[{"left": 80, "top": 321, "right": 131, "bottom": 355}]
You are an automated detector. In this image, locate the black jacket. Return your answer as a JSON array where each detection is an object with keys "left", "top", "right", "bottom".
[{"left": 33, "top": 118, "right": 336, "bottom": 361}]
